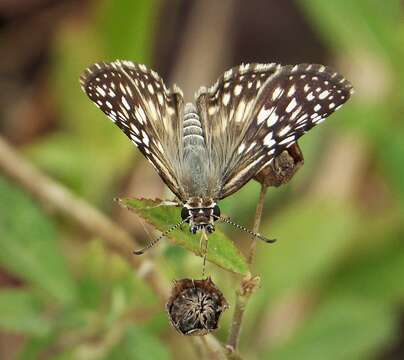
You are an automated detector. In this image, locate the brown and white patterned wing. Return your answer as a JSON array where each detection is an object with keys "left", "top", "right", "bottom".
[
  {"left": 196, "top": 63, "right": 354, "bottom": 199},
  {"left": 80, "top": 61, "right": 186, "bottom": 200}
]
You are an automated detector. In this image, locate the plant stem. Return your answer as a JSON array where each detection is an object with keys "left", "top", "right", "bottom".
[
  {"left": 226, "top": 184, "right": 268, "bottom": 355},
  {"left": 248, "top": 184, "right": 268, "bottom": 264}
]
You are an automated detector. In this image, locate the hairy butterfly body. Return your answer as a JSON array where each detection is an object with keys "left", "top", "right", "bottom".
[{"left": 80, "top": 61, "right": 353, "bottom": 248}]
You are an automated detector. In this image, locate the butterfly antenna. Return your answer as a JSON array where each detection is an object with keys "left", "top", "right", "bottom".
[
  {"left": 216, "top": 216, "right": 276, "bottom": 243},
  {"left": 133, "top": 217, "right": 190, "bottom": 255}
]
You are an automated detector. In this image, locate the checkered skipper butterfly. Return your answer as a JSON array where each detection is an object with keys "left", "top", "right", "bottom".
[{"left": 80, "top": 61, "right": 353, "bottom": 253}]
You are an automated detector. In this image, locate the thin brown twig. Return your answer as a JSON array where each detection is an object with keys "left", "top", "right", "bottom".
[
  {"left": 248, "top": 184, "right": 269, "bottom": 265},
  {"left": 200, "top": 335, "right": 228, "bottom": 360},
  {"left": 226, "top": 184, "right": 268, "bottom": 356}
]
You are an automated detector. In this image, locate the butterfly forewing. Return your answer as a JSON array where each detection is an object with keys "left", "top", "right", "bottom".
[
  {"left": 196, "top": 64, "right": 279, "bottom": 172},
  {"left": 197, "top": 63, "right": 353, "bottom": 199},
  {"left": 80, "top": 61, "right": 186, "bottom": 200}
]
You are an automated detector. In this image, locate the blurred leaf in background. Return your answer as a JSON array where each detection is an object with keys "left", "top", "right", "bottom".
[{"left": 0, "top": 177, "right": 76, "bottom": 304}]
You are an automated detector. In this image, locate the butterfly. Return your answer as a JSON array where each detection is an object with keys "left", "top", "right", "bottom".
[{"left": 80, "top": 61, "right": 353, "bottom": 253}]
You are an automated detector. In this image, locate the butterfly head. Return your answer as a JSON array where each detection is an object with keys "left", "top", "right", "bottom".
[{"left": 181, "top": 198, "right": 221, "bottom": 235}]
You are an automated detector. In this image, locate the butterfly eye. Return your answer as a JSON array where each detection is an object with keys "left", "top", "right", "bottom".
[
  {"left": 181, "top": 207, "right": 190, "bottom": 222},
  {"left": 206, "top": 224, "right": 215, "bottom": 233},
  {"left": 213, "top": 204, "right": 221, "bottom": 220}
]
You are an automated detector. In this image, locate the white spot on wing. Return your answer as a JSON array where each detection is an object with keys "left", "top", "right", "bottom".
[
  {"left": 234, "top": 84, "right": 243, "bottom": 96},
  {"left": 246, "top": 141, "right": 256, "bottom": 152},
  {"left": 267, "top": 111, "right": 279, "bottom": 127},
  {"left": 130, "top": 123, "right": 139, "bottom": 135},
  {"left": 125, "top": 85, "right": 133, "bottom": 97},
  {"left": 263, "top": 132, "right": 275, "bottom": 147},
  {"left": 272, "top": 87, "right": 283, "bottom": 101},
  {"left": 136, "top": 106, "right": 147, "bottom": 124},
  {"left": 278, "top": 125, "right": 291, "bottom": 137},
  {"left": 238, "top": 143, "right": 246, "bottom": 154},
  {"left": 296, "top": 113, "right": 308, "bottom": 124},
  {"left": 319, "top": 90, "right": 330, "bottom": 99},
  {"left": 121, "top": 96, "right": 131, "bottom": 110},
  {"left": 279, "top": 135, "right": 295, "bottom": 145},
  {"left": 257, "top": 107, "right": 271, "bottom": 124},
  {"left": 307, "top": 92, "right": 315, "bottom": 101},
  {"left": 96, "top": 86, "right": 106, "bottom": 97},
  {"left": 141, "top": 130, "right": 150, "bottom": 146},
  {"left": 290, "top": 106, "right": 302, "bottom": 120},
  {"left": 286, "top": 98, "right": 297, "bottom": 113},
  {"left": 223, "top": 93, "right": 230, "bottom": 106},
  {"left": 157, "top": 92, "right": 164, "bottom": 106},
  {"left": 287, "top": 85, "right": 296, "bottom": 97}
]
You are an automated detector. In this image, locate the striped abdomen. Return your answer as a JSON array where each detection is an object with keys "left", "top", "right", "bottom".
[
  {"left": 181, "top": 103, "right": 208, "bottom": 197},
  {"left": 183, "top": 103, "right": 205, "bottom": 149}
]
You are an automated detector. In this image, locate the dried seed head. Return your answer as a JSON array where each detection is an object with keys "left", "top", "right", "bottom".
[
  {"left": 254, "top": 142, "right": 304, "bottom": 187},
  {"left": 166, "top": 277, "right": 228, "bottom": 336}
]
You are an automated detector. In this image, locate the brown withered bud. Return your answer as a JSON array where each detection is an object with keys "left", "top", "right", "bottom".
[
  {"left": 166, "top": 277, "right": 228, "bottom": 336},
  {"left": 254, "top": 143, "right": 304, "bottom": 187}
]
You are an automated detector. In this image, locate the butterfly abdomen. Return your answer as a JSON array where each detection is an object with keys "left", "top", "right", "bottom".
[
  {"left": 181, "top": 103, "right": 209, "bottom": 196},
  {"left": 183, "top": 103, "right": 205, "bottom": 149}
]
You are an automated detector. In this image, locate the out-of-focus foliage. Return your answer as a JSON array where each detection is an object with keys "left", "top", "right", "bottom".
[
  {"left": 0, "top": 177, "right": 76, "bottom": 304},
  {"left": 0, "top": 0, "right": 403, "bottom": 359}
]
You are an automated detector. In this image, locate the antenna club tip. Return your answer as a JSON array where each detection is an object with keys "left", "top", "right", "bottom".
[{"left": 133, "top": 250, "right": 145, "bottom": 255}]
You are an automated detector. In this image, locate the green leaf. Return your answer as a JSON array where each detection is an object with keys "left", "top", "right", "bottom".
[
  {"left": 266, "top": 297, "right": 396, "bottom": 360},
  {"left": 106, "top": 325, "right": 169, "bottom": 360},
  {"left": 119, "top": 198, "right": 249, "bottom": 275},
  {"left": 0, "top": 177, "right": 77, "bottom": 304},
  {"left": 0, "top": 289, "right": 51, "bottom": 336}
]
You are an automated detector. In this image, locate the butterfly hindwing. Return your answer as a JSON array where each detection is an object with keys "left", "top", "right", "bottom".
[{"left": 80, "top": 61, "right": 186, "bottom": 200}]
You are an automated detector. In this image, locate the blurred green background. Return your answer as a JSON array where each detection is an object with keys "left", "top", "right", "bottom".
[{"left": 0, "top": 0, "right": 403, "bottom": 359}]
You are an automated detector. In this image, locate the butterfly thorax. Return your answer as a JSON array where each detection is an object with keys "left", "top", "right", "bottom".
[{"left": 181, "top": 197, "right": 220, "bottom": 234}]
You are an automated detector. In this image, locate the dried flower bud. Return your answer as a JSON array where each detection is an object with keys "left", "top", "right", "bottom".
[
  {"left": 166, "top": 277, "right": 228, "bottom": 336},
  {"left": 254, "top": 143, "right": 304, "bottom": 187}
]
